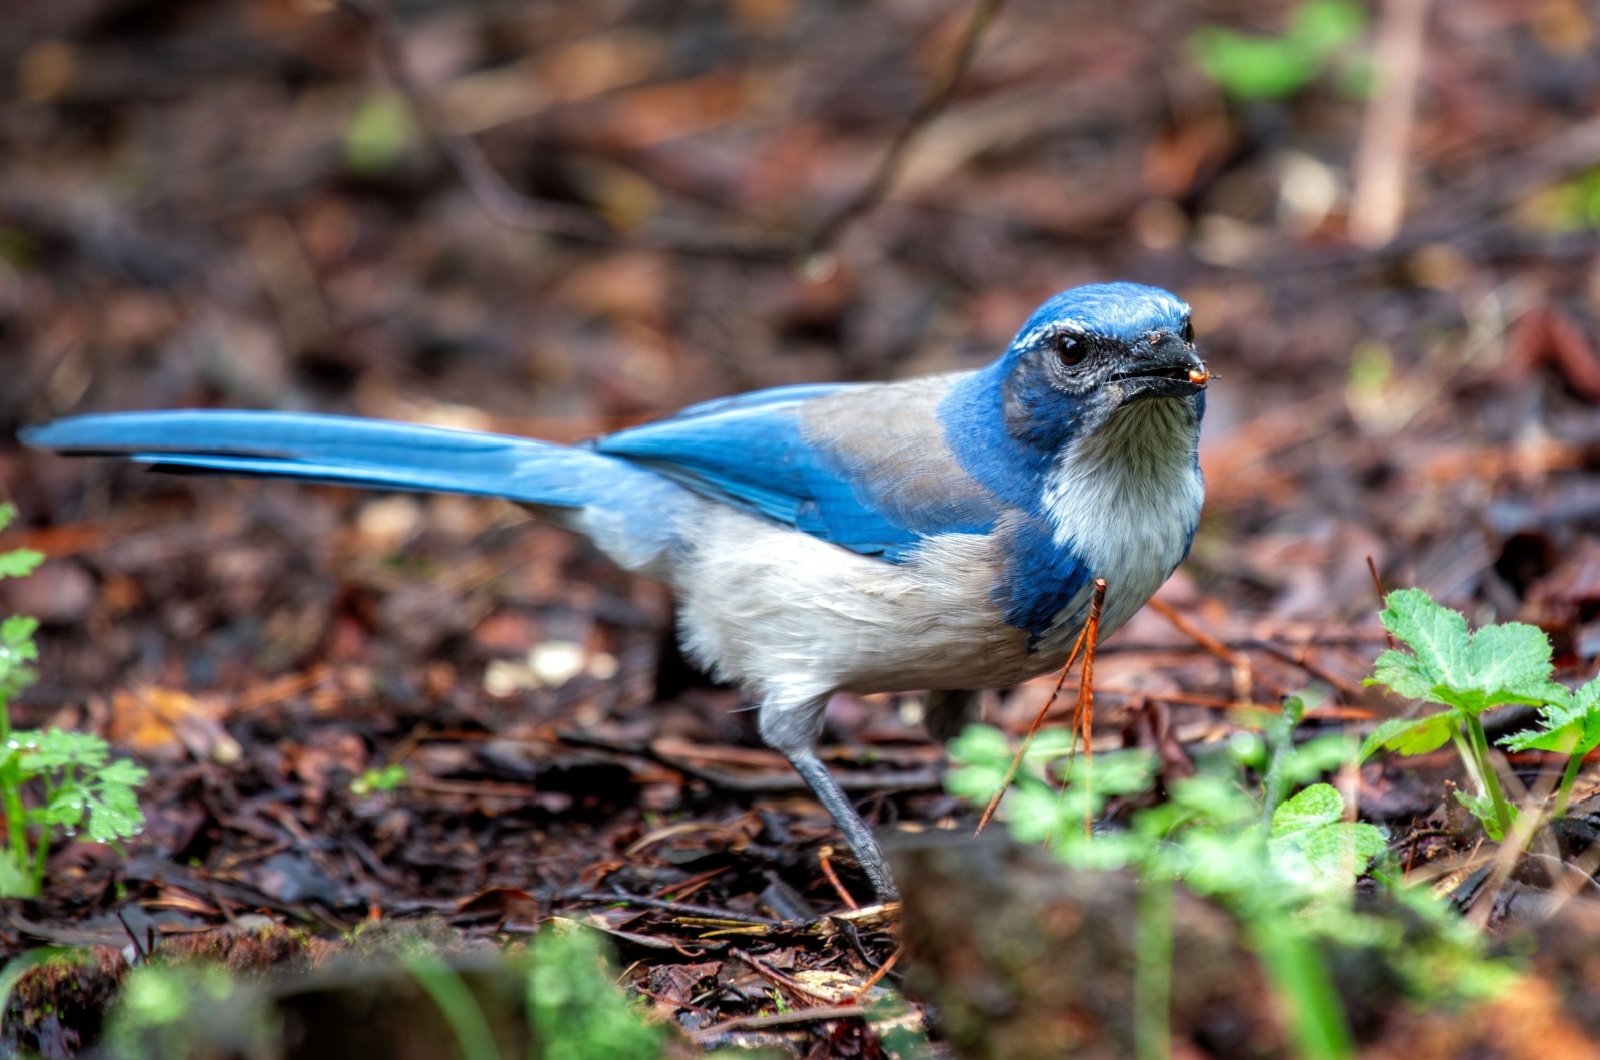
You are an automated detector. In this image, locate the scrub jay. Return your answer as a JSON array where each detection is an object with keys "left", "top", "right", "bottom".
[{"left": 23, "top": 281, "right": 1208, "bottom": 901}]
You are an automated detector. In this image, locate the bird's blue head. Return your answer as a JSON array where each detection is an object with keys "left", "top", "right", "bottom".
[{"left": 994, "top": 282, "right": 1208, "bottom": 451}]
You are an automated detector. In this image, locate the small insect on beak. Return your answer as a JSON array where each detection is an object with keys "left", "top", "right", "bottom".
[{"left": 1188, "top": 367, "right": 1210, "bottom": 386}]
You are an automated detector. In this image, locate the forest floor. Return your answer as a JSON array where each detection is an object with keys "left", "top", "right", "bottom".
[{"left": 7, "top": 0, "right": 1600, "bottom": 1056}]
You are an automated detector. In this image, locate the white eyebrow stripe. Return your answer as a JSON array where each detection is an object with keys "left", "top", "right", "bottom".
[{"left": 1016, "top": 321, "right": 1088, "bottom": 347}]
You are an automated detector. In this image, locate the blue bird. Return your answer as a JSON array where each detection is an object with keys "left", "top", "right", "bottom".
[{"left": 21, "top": 281, "right": 1208, "bottom": 900}]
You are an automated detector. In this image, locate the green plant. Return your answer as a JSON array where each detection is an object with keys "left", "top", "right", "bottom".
[
  {"left": 1191, "top": 0, "right": 1367, "bottom": 101},
  {"left": 1361, "top": 589, "right": 1570, "bottom": 839},
  {"left": 351, "top": 763, "right": 408, "bottom": 796},
  {"left": 1529, "top": 166, "right": 1600, "bottom": 232},
  {"left": 0, "top": 503, "right": 147, "bottom": 896},
  {"left": 950, "top": 705, "right": 1380, "bottom": 1059},
  {"left": 951, "top": 692, "right": 1508, "bottom": 1060},
  {"left": 528, "top": 925, "right": 668, "bottom": 1060},
  {"left": 1500, "top": 672, "right": 1600, "bottom": 817},
  {"left": 344, "top": 93, "right": 414, "bottom": 176}
]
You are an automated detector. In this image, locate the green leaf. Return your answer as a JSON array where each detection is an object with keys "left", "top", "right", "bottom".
[
  {"left": 1059, "top": 749, "right": 1159, "bottom": 797},
  {"left": 1005, "top": 785, "right": 1072, "bottom": 844},
  {"left": 1270, "top": 783, "right": 1344, "bottom": 838},
  {"left": 0, "top": 549, "right": 43, "bottom": 579},
  {"left": 1366, "top": 648, "right": 1440, "bottom": 702},
  {"left": 0, "top": 852, "right": 34, "bottom": 898},
  {"left": 42, "top": 787, "right": 87, "bottom": 829},
  {"left": 344, "top": 93, "right": 414, "bottom": 176},
  {"left": 1465, "top": 623, "right": 1560, "bottom": 699},
  {"left": 1273, "top": 820, "right": 1387, "bottom": 886},
  {"left": 1502, "top": 678, "right": 1600, "bottom": 756},
  {"left": 97, "top": 759, "right": 149, "bottom": 788},
  {"left": 1378, "top": 589, "right": 1472, "bottom": 690},
  {"left": 87, "top": 781, "right": 144, "bottom": 843},
  {"left": 23, "top": 729, "right": 109, "bottom": 772},
  {"left": 0, "top": 616, "right": 38, "bottom": 648},
  {"left": 0, "top": 504, "right": 13, "bottom": 533},
  {"left": 1280, "top": 734, "right": 1360, "bottom": 785},
  {"left": 944, "top": 724, "right": 1014, "bottom": 803},
  {"left": 1192, "top": 31, "right": 1316, "bottom": 100},
  {"left": 1454, "top": 791, "right": 1516, "bottom": 842},
  {"left": 1288, "top": 0, "right": 1367, "bottom": 56},
  {"left": 1368, "top": 590, "right": 1568, "bottom": 716},
  {"left": 1360, "top": 714, "right": 1455, "bottom": 759},
  {"left": 1168, "top": 773, "right": 1258, "bottom": 829}
]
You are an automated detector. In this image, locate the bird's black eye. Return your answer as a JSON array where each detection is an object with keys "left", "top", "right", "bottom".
[
  {"left": 1181, "top": 319, "right": 1195, "bottom": 344},
  {"left": 1054, "top": 334, "right": 1087, "bottom": 366}
]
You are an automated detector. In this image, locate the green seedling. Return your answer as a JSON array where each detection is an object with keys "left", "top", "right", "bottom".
[
  {"left": 1361, "top": 589, "right": 1571, "bottom": 840},
  {"left": 1191, "top": 0, "right": 1367, "bottom": 101},
  {"left": 949, "top": 685, "right": 1519, "bottom": 1060},
  {"left": 351, "top": 763, "right": 408, "bottom": 797},
  {"left": 0, "top": 503, "right": 147, "bottom": 897},
  {"left": 1501, "top": 676, "right": 1600, "bottom": 817},
  {"left": 951, "top": 705, "right": 1380, "bottom": 1059}
]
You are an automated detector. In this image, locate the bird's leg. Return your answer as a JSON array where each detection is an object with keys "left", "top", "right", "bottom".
[
  {"left": 783, "top": 747, "right": 900, "bottom": 902},
  {"left": 759, "top": 693, "right": 901, "bottom": 901}
]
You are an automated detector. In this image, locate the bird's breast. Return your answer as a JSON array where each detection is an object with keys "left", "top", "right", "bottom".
[{"left": 1036, "top": 397, "right": 1204, "bottom": 640}]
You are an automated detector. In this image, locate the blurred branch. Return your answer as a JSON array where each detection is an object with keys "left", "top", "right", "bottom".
[
  {"left": 345, "top": 0, "right": 788, "bottom": 260},
  {"left": 801, "top": 0, "right": 1007, "bottom": 259},
  {"left": 347, "top": 0, "right": 1005, "bottom": 265},
  {"left": 1349, "top": 0, "right": 1431, "bottom": 247}
]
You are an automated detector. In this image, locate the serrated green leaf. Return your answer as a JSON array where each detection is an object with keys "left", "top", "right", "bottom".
[
  {"left": 1360, "top": 714, "right": 1455, "bottom": 759},
  {"left": 1380, "top": 589, "right": 1471, "bottom": 688},
  {"left": 96, "top": 759, "right": 148, "bottom": 787},
  {"left": 0, "top": 549, "right": 44, "bottom": 579},
  {"left": 1501, "top": 678, "right": 1600, "bottom": 756},
  {"left": 1271, "top": 782, "right": 1344, "bottom": 837},
  {"left": 0, "top": 504, "right": 14, "bottom": 533},
  {"left": 1274, "top": 820, "right": 1387, "bottom": 885},
  {"left": 1370, "top": 591, "right": 1568, "bottom": 717},
  {"left": 42, "top": 788, "right": 86, "bottom": 828},
  {"left": 1502, "top": 716, "right": 1583, "bottom": 754},
  {"left": 0, "top": 616, "right": 38, "bottom": 647},
  {"left": 1367, "top": 648, "right": 1439, "bottom": 702},
  {"left": 87, "top": 783, "right": 144, "bottom": 842},
  {"left": 1466, "top": 623, "right": 1557, "bottom": 695},
  {"left": 23, "top": 729, "right": 109, "bottom": 772}
]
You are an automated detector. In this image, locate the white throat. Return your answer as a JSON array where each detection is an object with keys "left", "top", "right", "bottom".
[{"left": 1039, "top": 397, "right": 1204, "bottom": 637}]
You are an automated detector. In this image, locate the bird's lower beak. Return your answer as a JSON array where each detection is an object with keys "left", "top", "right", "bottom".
[{"left": 1113, "top": 347, "right": 1209, "bottom": 403}]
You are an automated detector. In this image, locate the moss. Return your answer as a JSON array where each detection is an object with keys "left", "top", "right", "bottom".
[{"left": 2, "top": 947, "right": 128, "bottom": 1057}]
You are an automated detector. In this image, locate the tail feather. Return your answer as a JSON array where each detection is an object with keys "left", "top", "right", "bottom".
[{"left": 20, "top": 410, "right": 634, "bottom": 510}]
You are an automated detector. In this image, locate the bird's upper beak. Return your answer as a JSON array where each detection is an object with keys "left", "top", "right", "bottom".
[{"left": 1111, "top": 332, "right": 1209, "bottom": 404}]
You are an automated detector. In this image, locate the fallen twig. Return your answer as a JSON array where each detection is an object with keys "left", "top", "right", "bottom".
[
  {"left": 571, "top": 891, "right": 781, "bottom": 927},
  {"left": 731, "top": 947, "right": 837, "bottom": 1007},
  {"left": 817, "top": 845, "right": 860, "bottom": 911},
  {"left": 974, "top": 607, "right": 1092, "bottom": 837},
  {"left": 1146, "top": 597, "right": 1288, "bottom": 700}
]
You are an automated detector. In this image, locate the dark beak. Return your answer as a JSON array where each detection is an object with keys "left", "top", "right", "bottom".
[{"left": 1111, "top": 333, "right": 1209, "bottom": 404}]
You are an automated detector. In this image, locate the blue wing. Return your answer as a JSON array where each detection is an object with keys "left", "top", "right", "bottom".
[{"left": 597, "top": 377, "right": 1004, "bottom": 560}]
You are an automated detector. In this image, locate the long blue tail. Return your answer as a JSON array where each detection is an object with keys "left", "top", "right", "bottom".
[{"left": 20, "top": 411, "right": 688, "bottom": 572}]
